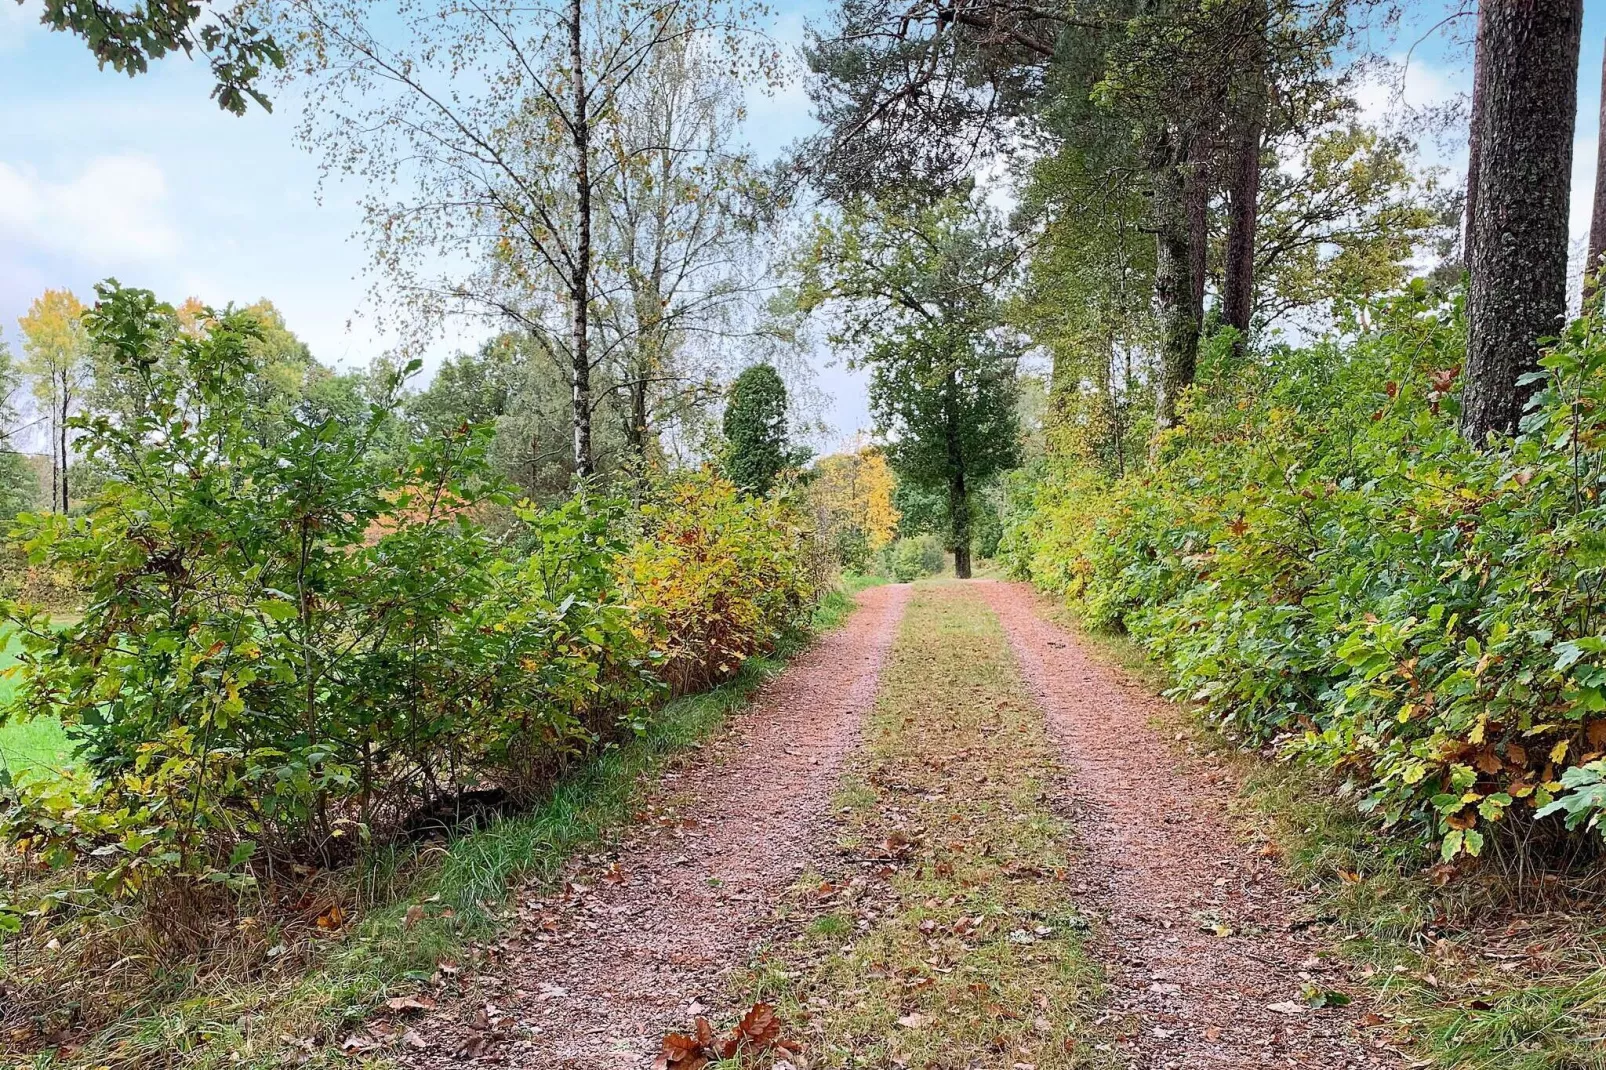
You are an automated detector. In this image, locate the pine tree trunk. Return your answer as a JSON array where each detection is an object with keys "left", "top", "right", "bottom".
[
  {"left": 1224, "top": 0, "right": 1267, "bottom": 344},
  {"left": 568, "top": 0, "right": 594, "bottom": 479},
  {"left": 1223, "top": 119, "right": 1262, "bottom": 340},
  {"left": 1587, "top": 38, "right": 1606, "bottom": 305},
  {"left": 1186, "top": 136, "right": 1210, "bottom": 325},
  {"left": 1152, "top": 133, "right": 1199, "bottom": 432},
  {"left": 1464, "top": 3, "right": 1488, "bottom": 266},
  {"left": 1461, "top": 0, "right": 1583, "bottom": 443}
]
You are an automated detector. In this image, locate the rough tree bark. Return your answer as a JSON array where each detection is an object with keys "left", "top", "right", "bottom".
[
  {"left": 1461, "top": 0, "right": 1583, "bottom": 443},
  {"left": 1223, "top": 0, "right": 1267, "bottom": 344},
  {"left": 1152, "top": 132, "right": 1199, "bottom": 432},
  {"left": 1186, "top": 136, "right": 1210, "bottom": 326},
  {"left": 1464, "top": 3, "right": 1487, "bottom": 266},
  {"left": 1223, "top": 120, "right": 1262, "bottom": 341},
  {"left": 568, "top": 0, "right": 595, "bottom": 478},
  {"left": 1587, "top": 38, "right": 1606, "bottom": 305}
]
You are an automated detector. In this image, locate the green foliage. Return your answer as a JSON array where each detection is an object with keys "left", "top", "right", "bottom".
[
  {"left": 0, "top": 339, "right": 37, "bottom": 518},
  {"left": 1004, "top": 284, "right": 1606, "bottom": 858},
  {"left": 886, "top": 534, "right": 945, "bottom": 582},
  {"left": 35, "top": 0, "right": 284, "bottom": 114},
  {"left": 722, "top": 363, "right": 800, "bottom": 496},
  {"left": 0, "top": 450, "right": 38, "bottom": 521},
  {"left": 800, "top": 193, "right": 1020, "bottom": 573},
  {"left": 0, "top": 283, "right": 660, "bottom": 920},
  {"left": 1253, "top": 124, "right": 1448, "bottom": 323},
  {"left": 622, "top": 471, "right": 822, "bottom": 695}
]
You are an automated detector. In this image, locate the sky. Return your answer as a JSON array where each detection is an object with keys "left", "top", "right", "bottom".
[{"left": 1, "top": 1, "right": 1603, "bottom": 454}]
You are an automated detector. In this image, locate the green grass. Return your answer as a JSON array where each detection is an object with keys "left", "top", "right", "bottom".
[
  {"left": 736, "top": 582, "right": 1103, "bottom": 1068},
  {"left": 17, "top": 584, "right": 865, "bottom": 1070},
  {"left": 839, "top": 569, "right": 893, "bottom": 595},
  {"left": 0, "top": 624, "right": 71, "bottom": 774}
]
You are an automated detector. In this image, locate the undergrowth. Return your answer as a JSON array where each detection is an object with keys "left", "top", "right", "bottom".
[
  {"left": 4, "top": 587, "right": 859, "bottom": 1070},
  {"left": 1003, "top": 290, "right": 1606, "bottom": 862},
  {"left": 1060, "top": 605, "right": 1606, "bottom": 1070}
]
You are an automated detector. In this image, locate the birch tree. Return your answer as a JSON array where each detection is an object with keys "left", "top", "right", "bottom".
[
  {"left": 274, "top": 0, "right": 769, "bottom": 479},
  {"left": 588, "top": 32, "right": 771, "bottom": 469},
  {"left": 17, "top": 289, "right": 90, "bottom": 512}
]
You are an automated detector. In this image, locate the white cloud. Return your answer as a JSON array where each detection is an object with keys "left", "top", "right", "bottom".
[
  {"left": 0, "top": 155, "right": 180, "bottom": 265},
  {"left": 1353, "top": 56, "right": 1464, "bottom": 134}
]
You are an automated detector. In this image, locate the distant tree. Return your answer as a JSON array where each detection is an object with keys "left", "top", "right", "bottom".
[
  {"left": 1461, "top": 0, "right": 1584, "bottom": 442},
  {"left": 806, "top": 446, "right": 900, "bottom": 566},
  {"left": 406, "top": 333, "right": 630, "bottom": 501},
  {"left": 1251, "top": 125, "right": 1445, "bottom": 324},
  {"left": 407, "top": 344, "right": 518, "bottom": 441},
  {"left": 17, "top": 289, "right": 91, "bottom": 512},
  {"left": 29, "top": 0, "right": 283, "bottom": 113},
  {"left": 801, "top": 194, "right": 1019, "bottom": 579},
  {"left": 589, "top": 32, "right": 769, "bottom": 470},
  {"left": 0, "top": 340, "right": 38, "bottom": 518},
  {"left": 722, "top": 363, "right": 798, "bottom": 496}
]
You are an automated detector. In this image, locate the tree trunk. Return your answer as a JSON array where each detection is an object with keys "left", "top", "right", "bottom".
[
  {"left": 1461, "top": 0, "right": 1583, "bottom": 443},
  {"left": 1186, "top": 136, "right": 1210, "bottom": 325},
  {"left": 1224, "top": 0, "right": 1267, "bottom": 345},
  {"left": 568, "top": 0, "right": 594, "bottom": 479},
  {"left": 48, "top": 414, "right": 58, "bottom": 513},
  {"left": 1587, "top": 37, "right": 1606, "bottom": 305},
  {"left": 1223, "top": 119, "right": 1262, "bottom": 341},
  {"left": 943, "top": 370, "right": 971, "bottom": 580},
  {"left": 625, "top": 377, "right": 649, "bottom": 460},
  {"left": 1464, "top": 2, "right": 1488, "bottom": 267},
  {"left": 59, "top": 377, "right": 69, "bottom": 512},
  {"left": 1152, "top": 133, "right": 1199, "bottom": 432}
]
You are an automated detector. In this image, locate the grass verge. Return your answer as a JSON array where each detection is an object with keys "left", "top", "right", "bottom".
[
  {"left": 0, "top": 623, "right": 72, "bottom": 774},
  {"left": 7, "top": 586, "right": 864, "bottom": 1070},
  {"left": 1040, "top": 600, "right": 1606, "bottom": 1070},
  {"left": 734, "top": 582, "right": 1104, "bottom": 1068}
]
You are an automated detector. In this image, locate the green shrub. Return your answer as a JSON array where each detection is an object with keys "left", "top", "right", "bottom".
[
  {"left": 887, "top": 534, "right": 946, "bottom": 582},
  {"left": 620, "top": 470, "right": 822, "bottom": 696},
  {"left": 832, "top": 526, "right": 872, "bottom": 572},
  {"left": 1004, "top": 282, "right": 1606, "bottom": 860},
  {"left": 0, "top": 285, "right": 660, "bottom": 925}
]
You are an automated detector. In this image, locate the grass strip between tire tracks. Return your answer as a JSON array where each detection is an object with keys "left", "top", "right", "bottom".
[{"left": 737, "top": 581, "right": 1106, "bottom": 1069}]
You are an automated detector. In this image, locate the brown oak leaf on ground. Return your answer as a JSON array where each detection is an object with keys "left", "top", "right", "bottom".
[{"left": 654, "top": 1003, "right": 792, "bottom": 1068}]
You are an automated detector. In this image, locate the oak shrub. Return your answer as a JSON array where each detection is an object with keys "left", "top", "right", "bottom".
[
  {"left": 0, "top": 285, "right": 821, "bottom": 940},
  {"left": 1003, "top": 283, "right": 1606, "bottom": 861},
  {"left": 622, "top": 471, "right": 823, "bottom": 697}
]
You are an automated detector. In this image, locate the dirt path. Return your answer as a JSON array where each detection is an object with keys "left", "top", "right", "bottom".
[
  {"left": 979, "top": 580, "right": 1402, "bottom": 1070},
  {"left": 398, "top": 582, "right": 910, "bottom": 1070}
]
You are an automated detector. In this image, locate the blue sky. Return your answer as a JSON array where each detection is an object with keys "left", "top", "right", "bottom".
[{"left": 1, "top": 1, "right": 1602, "bottom": 451}]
